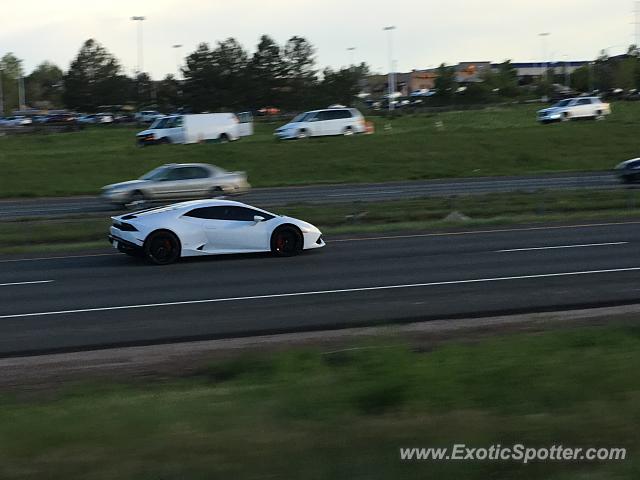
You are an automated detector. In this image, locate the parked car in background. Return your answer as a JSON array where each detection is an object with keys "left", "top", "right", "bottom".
[
  {"left": 136, "top": 113, "right": 244, "bottom": 146},
  {"left": 114, "top": 113, "right": 135, "bottom": 124},
  {"left": 108, "top": 199, "right": 324, "bottom": 264},
  {"left": 0, "top": 116, "right": 33, "bottom": 126},
  {"left": 135, "top": 110, "right": 162, "bottom": 123},
  {"left": 44, "top": 113, "right": 77, "bottom": 124},
  {"left": 257, "top": 106, "right": 281, "bottom": 116},
  {"left": 274, "top": 107, "right": 366, "bottom": 140},
  {"left": 537, "top": 97, "right": 611, "bottom": 123},
  {"left": 614, "top": 158, "right": 640, "bottom": 183},
  {"left": 78, "top": 114, "right": 98, "bottom": 124},
  {"left": 101, "top": 163, "right": 251, "bottom": 208}
]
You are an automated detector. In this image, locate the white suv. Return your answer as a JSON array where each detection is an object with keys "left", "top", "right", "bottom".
[
  {"left": 537, "top": 97, "right": 611, "bottom": 123},
  {"left": 135, "top": 110, "right": 163, "bottom": 123},
  {"left": 275, "top": 108, "right": 366, "bottom": 139}
]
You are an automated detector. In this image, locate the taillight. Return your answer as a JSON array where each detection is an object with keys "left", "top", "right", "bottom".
[{"left": 115, "top": 222, "right": 138, "bottom": 232}]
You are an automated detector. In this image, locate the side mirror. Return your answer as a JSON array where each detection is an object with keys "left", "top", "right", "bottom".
[{"left": 253, "top": 215, "right": 265, "bottom": 223}]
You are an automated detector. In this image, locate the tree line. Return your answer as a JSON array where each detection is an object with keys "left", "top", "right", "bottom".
[{"left": 0, "top": 36, "right": 369, "bottom": 114}]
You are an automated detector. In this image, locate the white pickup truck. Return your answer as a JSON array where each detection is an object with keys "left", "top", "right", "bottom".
[{"left": 537, "top": 97, "right": 611, "bottom": 124}]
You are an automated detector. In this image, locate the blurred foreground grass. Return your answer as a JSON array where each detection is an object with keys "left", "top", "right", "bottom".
[
  {"left": 0, "top": 325, "right": 638, "bottom": 479},
  {"left": 3, "top": 189, "right": 640, "bottom": 254}
]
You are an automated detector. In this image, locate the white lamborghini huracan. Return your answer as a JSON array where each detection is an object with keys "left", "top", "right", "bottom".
[{"left": 108, "top": 199, "right": 325, "bottom": 264}]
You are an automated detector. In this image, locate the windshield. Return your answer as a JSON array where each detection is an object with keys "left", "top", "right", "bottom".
[
  {"left": 140, "top": 166, "right": 170, "bottom": 181},
  {"left": 149, "top": 117, "right": 170, "bottom": 129},
  {"left": 290, "top": 112, "right": 312, "bottom": 123},
  {"left": 553, "top": 99, "right": 571, "bottom": 108}
]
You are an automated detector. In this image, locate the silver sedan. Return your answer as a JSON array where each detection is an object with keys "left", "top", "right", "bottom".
[{"left": 101, "top": 163, "right": 250, "bottom": 208}]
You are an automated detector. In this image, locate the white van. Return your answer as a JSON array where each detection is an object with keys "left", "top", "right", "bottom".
[
  {"left": 136, "top": 113, "right": 242, "bottom": 146},
  {"left": 274, "top": 108, "right": 366, "bottom": 140}
]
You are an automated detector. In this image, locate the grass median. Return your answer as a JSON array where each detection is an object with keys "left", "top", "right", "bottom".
[
  {"left": 0, "top": 325, "right": 638, "bottom": 479},
  {"left": 2, "top": 189, "right": 640, "bottom": 255},
  {"left": 1, "top": 103, "right": 638, "bottom": 198}
]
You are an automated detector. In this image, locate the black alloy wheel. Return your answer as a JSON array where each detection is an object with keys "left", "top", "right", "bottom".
[
  {"left": 271, "top": 227, "right": 303, "bottom": 257},
  {"left": 144, "top": 231, "right": 181, "bottom": 265}
]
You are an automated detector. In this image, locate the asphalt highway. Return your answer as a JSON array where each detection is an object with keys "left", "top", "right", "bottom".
[
  {"left": 0, "top": 171, "right": 620, "bottom": 219},
  {"left": 1, "top": 221, "right": 640, "bottom": 356}
]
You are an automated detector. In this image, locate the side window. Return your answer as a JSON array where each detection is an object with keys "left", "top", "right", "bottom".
[
  {"left": 316, "top": 111, "right": 332, "bottom": 121},
  {"left": 184, "top": 207, "right": 228, "bottom": 220},
  {"left": 237, "top": 112, "right": 252, "bottom": 123},
  {"left": 169, "top": 117, "right": 183, "bottom": 128},
  {"left": 165, "top": 168, "right": 183, "bottom": 181},
  {"left": 334, "top": 110, "right": 352, "bottom": 119},
  {"left": 179, "top": 167, "right": 209, "bottom": 179},
  {"left": 226, "top": 207, "right": 274, "bottom": 221},
  {"left": 577, "top": 98, "right": 591, "bottom": 106}
]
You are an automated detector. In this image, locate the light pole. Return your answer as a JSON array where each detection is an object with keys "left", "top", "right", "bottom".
[
  {"left": 172, "top": 44, "right": 183, "bottom": 78},
  {"left": 0, "top": 68, "right": 4, "bottom": 116},
  {"left": 538, "top": 32, "right": 551, "bottom": 82},
  {"left": 384, "top": 26, "right": 396, "bottom": 112},
  {"left": 562, "top": 54, "right": 570, "bottom": 89},
  {"left": 131, "top": 16, "right": 146, "bottom": 75},
  {"left": 347, "top": 47, "right": 356, "bottom": 67},
  {"left": 18, "top": 76, "right": 25, "bottom": 111}
]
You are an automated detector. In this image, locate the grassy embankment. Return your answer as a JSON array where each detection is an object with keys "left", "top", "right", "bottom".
[
  {"left": 1, "top": 103, "right": 638, "bottom": 198},
  {"left": 3, "top": 188, "right": 640, "bottom": 254},
  {"left": 0, "top": 325, "right": 638, "bottom": 479}
]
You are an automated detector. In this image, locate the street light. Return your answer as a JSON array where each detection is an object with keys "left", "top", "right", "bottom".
[
  {"left": 131, "top": 16, "right": 146, "bottom": 74},
  {"left": 384, "top": 26, "right": 396, "bottom": 112},
  {"left": 0, "top": 67, "right": 4, "bottom": 116},
  {"left": 347, "top": 47, "right": 356, "bottom": 67},
  {"left": 172, "top": 44, "right": 183, "bottom": 78},
  {"left": 18, "top": 76, "right": 25, "bottom": 110},
  {"left": 538, "top": 32, "right": 551, "bottom": 81}
]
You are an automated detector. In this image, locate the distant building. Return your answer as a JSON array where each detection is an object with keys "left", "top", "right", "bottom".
[
  {"left": 455, "top": 62, "right": 493, "bottom": 83},
  {"left": 507, "top": 61, "right": 588, "bottom": 84},
  {"left": 362, "top": 60, "right": 590, "bottom": 98}
]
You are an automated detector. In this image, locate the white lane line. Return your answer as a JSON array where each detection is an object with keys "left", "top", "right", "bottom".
[
  {"left": 2, "top": 267, "right": 640, "bottom": 319},
  {"left": 327, "top": 190, "right": 401, "bottom": 197},
  {"left": 497, "top": 242, "right": 629, "bottom": 253},
  {"left": 0, "top": 253, "right": 117, "bottom": 264},
  {"left": 331, "top": 221, "right": 640, "bottom": 243},
  {"left": 0, "top": 280, "right": 53, "bottom": 287}
]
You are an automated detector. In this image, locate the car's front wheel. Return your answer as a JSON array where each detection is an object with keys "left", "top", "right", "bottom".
[
  {"left": 271, "top": 226, "right": 303, "bottom": 257},
  {"left": 144, "top": 230, "right": 181, "bottom": 265}
]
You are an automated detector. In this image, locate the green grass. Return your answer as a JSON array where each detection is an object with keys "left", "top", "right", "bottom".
[
  {"left": 1, "top": 103, "right": 638, "bottom": 198},
  {"left": 3, "top": 189, "right": 640, "bottom": 254},
  {"left": 0, "top": 326, "right": 638, "bottom": 479}
]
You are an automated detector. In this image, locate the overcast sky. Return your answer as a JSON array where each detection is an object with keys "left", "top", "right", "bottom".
[{"left": 1, "top": 0, "right": 636, "bottom": 78}]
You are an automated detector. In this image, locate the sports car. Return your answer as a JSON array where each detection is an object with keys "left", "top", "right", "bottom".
[{"left": 108, "top": 199, "right": 325, "bottom": 264}]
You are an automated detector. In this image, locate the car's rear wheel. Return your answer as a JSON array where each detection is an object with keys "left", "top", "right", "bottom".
[
  {"left": 218, "top": 134, "right": 230, "bottom": 143},
  {"left": 343, "top": 127, "right": 354, "bottom": 136},
  {"left": 271, "top": 226, "right": 303, "bottom": 257},
  {"left": 144, "top": 230, "right": 181, "bottom": 265},
  {"left": 595, "top": 110, "right": 605, "bottom": 121},
  {"left": 125, "top": 190, "right": 147, "bottom": 210}
]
